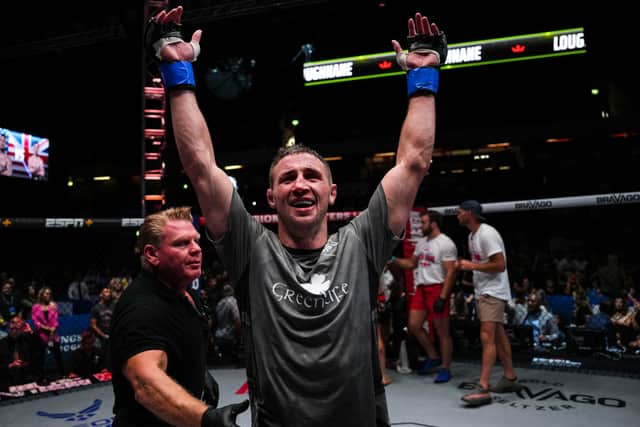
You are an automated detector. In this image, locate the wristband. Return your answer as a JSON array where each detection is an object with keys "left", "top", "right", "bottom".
[
  {"left": 407, "top": 67, "right": 439, "bottom": 97},
  {"left": 159, "top": 61, "right": 196, "bottom": 91}
]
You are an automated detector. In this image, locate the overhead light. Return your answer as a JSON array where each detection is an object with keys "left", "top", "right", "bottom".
[
  {"left": 611, "top": 131, "right": 637, "bottom": 138},
  {"left": 67, "top": 178, "right": 74, "bottom": 187},
  {"left": 432, "top": 148, "right": 472, "bottom": 157},
  {"left": 499, "top": 165, "right": 511, "bottom": 171},
  {"left": 324, "top": 156, "right": 343, "bottom": 162},
  {"left": 93, "top": 176, "right": 111, "bottom": 181},
  {"left": 450, "top": 149, "right": 471, "bottom": 156},
  {"left": 546, "top": 137, "right": 572, "bottom": 144},
  {"left": 374, "top": 152, "right": 395, "bottom": 158},
  {"left": 224, "top": 165, "right": 244, "bottom": 171},
  {"left": 487, "top": 142, "right": 510, "bottom": 148},
  {"left": 591, "top": 88, "right": 599, "bottom": 95},
  {"left": 291, "top": 119, "right": 300, "bottom": 127},
  {"left": 182, "top": 183, "right": 189, "bottom": 190}
]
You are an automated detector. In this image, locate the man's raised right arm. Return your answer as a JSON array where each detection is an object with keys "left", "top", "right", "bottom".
[
  {"left": 169, "top": 90, "right": 233, "bottom": 239},
  {"left": 150, "top": 6, "right": 233, "bottom": 238}
]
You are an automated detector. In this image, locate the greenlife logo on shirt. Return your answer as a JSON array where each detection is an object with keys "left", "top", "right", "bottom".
[
  {"left": 272, "top": 274, "right": 351, "bottom": 310},
  {"left": 300, "top": 273, "right": 331, "bottom": 295}
]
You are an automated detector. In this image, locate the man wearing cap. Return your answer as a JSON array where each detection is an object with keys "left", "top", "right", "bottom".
[{"left": 456, "top": 200, "right": 521, "bottom": 406}]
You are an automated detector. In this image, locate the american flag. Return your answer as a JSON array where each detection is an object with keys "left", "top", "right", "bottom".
[{"left": 0, "top": 127, "right": 49, "bottom": 179}]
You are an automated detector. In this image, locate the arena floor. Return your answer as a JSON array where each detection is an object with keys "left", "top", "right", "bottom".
[{"left": 1, "top": 360, "right": 638, "bottom": 427}]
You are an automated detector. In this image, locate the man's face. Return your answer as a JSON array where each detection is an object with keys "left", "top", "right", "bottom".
[
  {"left": 147, "top": 219, "right": 202, "bottom": 288},
  {"left": 2, "top": 282, "right": 13, "bottom": 296},
  {"left": 527, "top": 295, "right": 541, "bottom": 313},
  {"left": 8, "top": 318, "right": 24, "bottom": 338},
  {"left": 420, "top": 214, "right": 433, "bottom": 236},
  {"left": 457, "top": 208, "right": 472, "bottom": 226},
  {"left": 267, "top": 153, "right": 336, "bottom": 233},
  {"left": 100, "top": 287, "right": 112, "bottom": 302}
]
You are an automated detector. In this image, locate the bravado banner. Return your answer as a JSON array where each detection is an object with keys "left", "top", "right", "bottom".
[
  {"left": 1, "top": 191, "right": 637, "bottom": 228},
  {"left": 303, "top": 28, "right": 586, "bottom": 86}
]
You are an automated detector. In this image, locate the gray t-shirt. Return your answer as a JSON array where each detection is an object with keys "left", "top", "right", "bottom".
[{"left": 214, "top": 184, "right": 401, "bottom": 427}]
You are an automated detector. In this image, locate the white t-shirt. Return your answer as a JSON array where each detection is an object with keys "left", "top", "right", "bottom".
[
  {"left": 468, "top": 223, "right": 511, "bottom": 301},
  {"left": 412, "top": 233, "right": 458, "bottom": 286}
]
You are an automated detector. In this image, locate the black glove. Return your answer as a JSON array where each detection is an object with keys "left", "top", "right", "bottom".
[
  {"left": 201, "top": 400, "right": 250, "bottom": 427},
  {"left": 202, "top": 370, "right": 220, "bottom": 408},
  {"left": 144, "top": 10, "right": 184, "bottom": 62},
  {"left": 408, "top": 30, "right": 448, "bottom": 65},
  {"left": 433, "top": 296, "right": 447, "bottom": 314}
]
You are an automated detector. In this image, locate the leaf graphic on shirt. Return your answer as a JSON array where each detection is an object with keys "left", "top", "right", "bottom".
[{"left": 300, "top": 273, "right": 331, "bottom": 295}]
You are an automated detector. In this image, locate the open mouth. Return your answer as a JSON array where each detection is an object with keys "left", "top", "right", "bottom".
[{"left": 291, "top": 199, "right": 315, "bottom": 209}]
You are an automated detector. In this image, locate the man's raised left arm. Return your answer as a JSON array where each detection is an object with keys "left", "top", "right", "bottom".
[{"left": 381, "top": 12, "right": 447, "bottom": 236}]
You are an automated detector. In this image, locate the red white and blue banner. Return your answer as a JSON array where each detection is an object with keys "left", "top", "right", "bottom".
[{"left": 0, "top": 127, "right": 49, "bottom": 180}]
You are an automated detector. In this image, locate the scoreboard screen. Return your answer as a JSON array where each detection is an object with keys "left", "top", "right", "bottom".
[{"left": 303, "top": 28, "right": 586, "bottom": 86}]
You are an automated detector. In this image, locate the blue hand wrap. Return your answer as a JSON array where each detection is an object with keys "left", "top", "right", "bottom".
[
  {"left": 159, "top": 61, "right": 196, "bottom": 91},
  {"left": 407, "top": 67, "right": 439, "bottom": 97}
]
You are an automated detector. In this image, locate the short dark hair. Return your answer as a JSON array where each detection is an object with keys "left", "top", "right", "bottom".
[
  {"left": 421, "top": 210, "right": 442, "bottom": 228},
  {"left": 268, "top": 144, "right": 332, "bottom": 187}
]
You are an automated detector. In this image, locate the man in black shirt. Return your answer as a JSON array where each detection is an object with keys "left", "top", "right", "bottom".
[
  {"left": 109, "top": 207, "right": 248, "bottom": 426},
  {"left": 149, "top": 5, "right": 444, "bottom": 426},
  {"left": 89, "top": 286, "right": 115, "bottom": 371}
]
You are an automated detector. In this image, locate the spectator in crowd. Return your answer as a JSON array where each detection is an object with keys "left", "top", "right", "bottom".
[
  {"left": 451, "top": 290, "right": 471, "bottom": 321},
  {"left": 611, "top": 295, "right": 636, "bottom": 347},
  {"left": 627, "top": 311, "right": 640, "bottom": 353},
  {"left": 612, "top": 295, "right": 635, "bottom": 327},
  {"left": 67, "top": 273, "right": 90, "bottom": 302},
  {"left": 585, "top": 298, "right": 614, "bottom": 333},
  {"left": 544, "top": 278, "right": 558, "bottom": 296},
  {"left": 69, "top": 330, "right": 103, "bottom": 379},
  {"left": 512, "top": 293, "right": 563, "bottom": 348},
  {"left": 572, "top": 286, "right": 593, "bottom": 327},
  {"left": 202, "top": 272, "right": 224, "bottom": 315},
  {"left": 512, "top": 276, "right": 531, "bottom": 303},
  {"left": 90, "top": 286, "right": 116, "bottom": 371},
  {"left": 213, "top": 284, "right": 241, "bottom": 365},
  {"left": 31, "top": 286, "right": 65, "bottom": 382},
  {"left": 109, "top": 277, "right": 125, "bottom": 302},
  {"left": 19, "top": 282, "right": 39, "bottom": 321},
  {"left": 0, "top": 316, "right": 40, "bottom": 388},
  {"left": 593, "top": 253, "right": 626, "bottom": 298},
  {"left": 0, "top": 278, "right": 21, "bottom": 327}
]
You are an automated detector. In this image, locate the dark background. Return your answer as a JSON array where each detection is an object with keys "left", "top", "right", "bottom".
[{"left": 0, "top": 1, "right": 638, "bottom": 280}]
